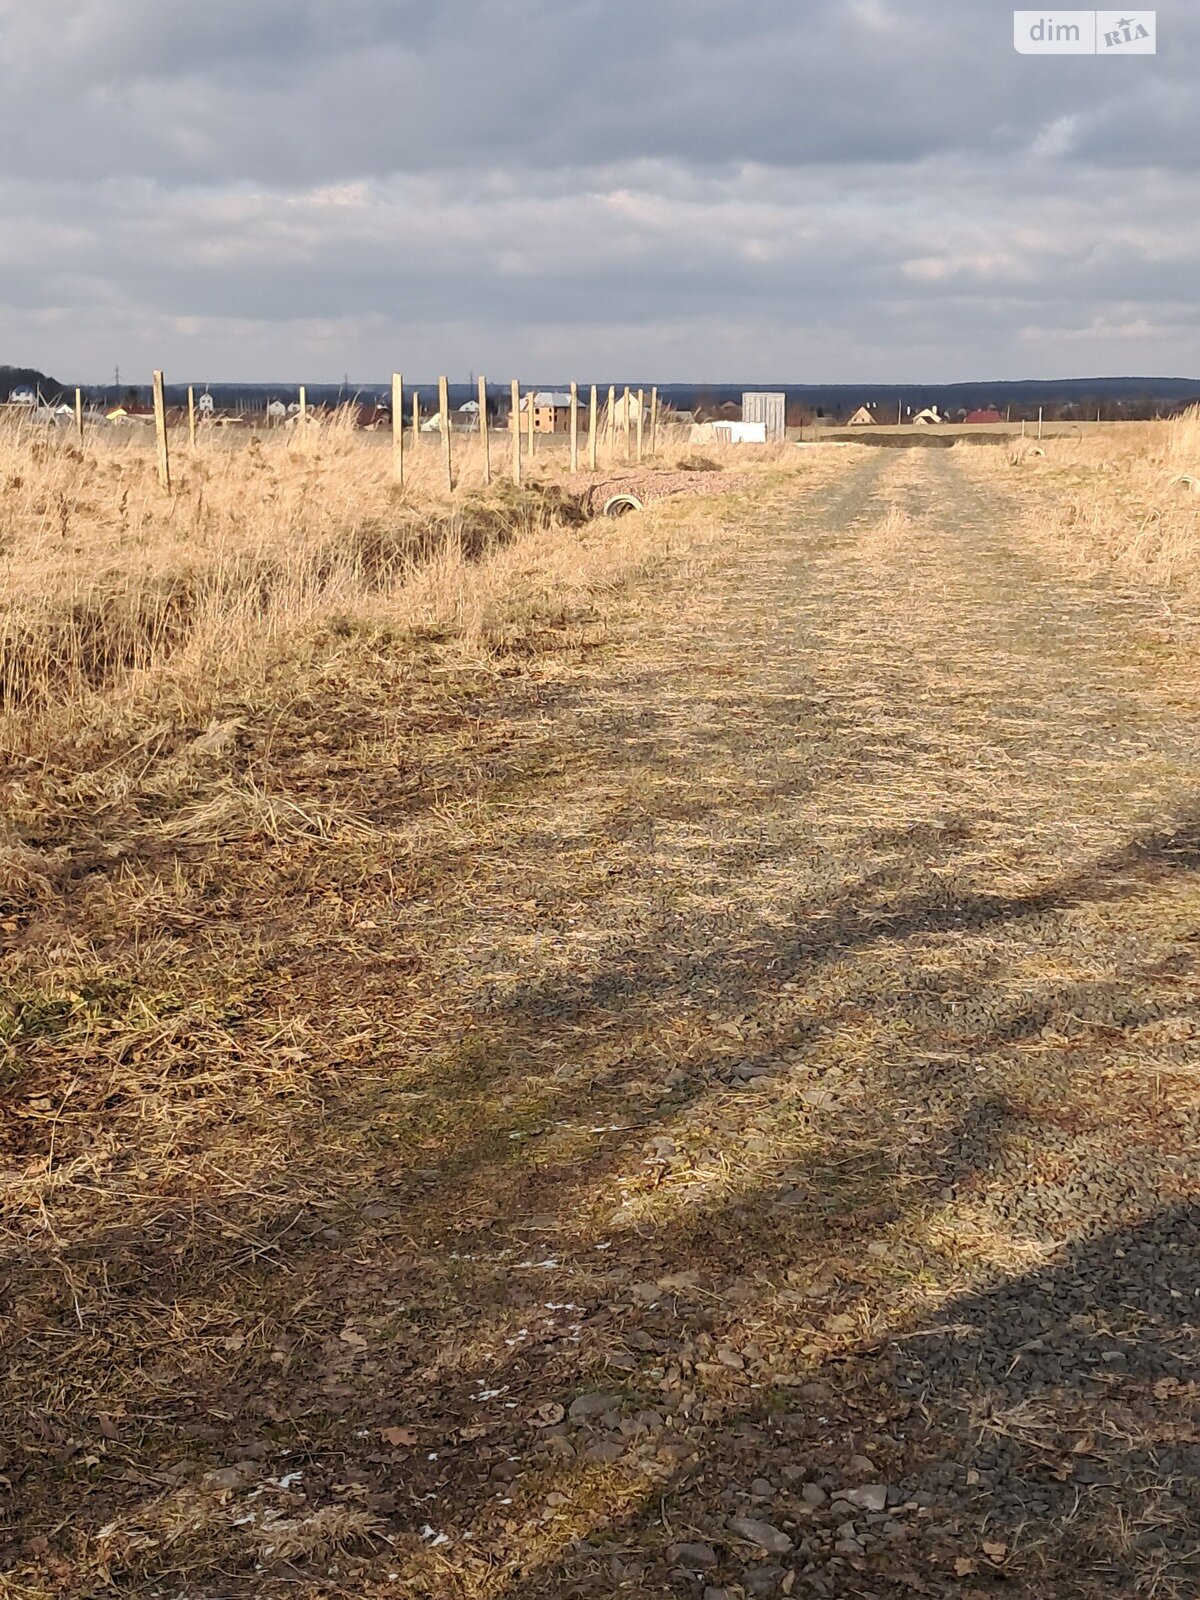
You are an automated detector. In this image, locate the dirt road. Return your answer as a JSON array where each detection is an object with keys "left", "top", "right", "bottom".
[{"left": 7, "top": 447, "right": 1200, "bottom": 1597}]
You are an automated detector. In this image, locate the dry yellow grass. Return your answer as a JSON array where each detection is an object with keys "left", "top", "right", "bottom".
[
  {"left": 5, "top": 422, "right": 1199, "bottom": 1599},
  {"left": 959, "top": 408, "right": 1200, "bottom": 593},
  {"left": 0, "top": 421, "right": 853, "bottom": 1598},
  {"left": 0, "top": 410, "right": 792, "bottom": 924},
  {"left": 0, "top": 414, "right": 559, "bottom": 733},
  {"left": 0, "top": 410, "right": 823, "bottom": 1047},
  {"left": 0, "top": 412, "right": 792, "bottom": 741}
]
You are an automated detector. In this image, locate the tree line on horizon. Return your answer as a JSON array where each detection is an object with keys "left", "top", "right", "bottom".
[{"left": 2, "top": 365, "right": 1198, "bottom": 425}]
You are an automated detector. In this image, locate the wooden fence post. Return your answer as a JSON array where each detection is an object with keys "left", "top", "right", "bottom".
[
  {"left": 299, "top": 385, "right": 308, "bottom": 425},
  {"left": 606, "top": 385, "right": 616, "bottom": 457},
  {"left": 479, "top": 375, "right": 490, "bottom": 487},
  {"left": 650, "top": 387, "right": 659, "bottom": 456},
  {"left": 187, "top": 385, "right": 197, "bottom": 448},
  {"left": 1037, "top": 406, "right": 1044, "bottom": 441},
  {"left": 439, "top": 375, "right": 452, "bottom": 491},
  {"left": 152, "top": 370, "right": 171, "bottom": 493},
  {"left": 527, "top": 388, "right": 535, "bottom": 456},
  {"left": 511, "top": 380, "right": 521, "bottom": 487},
  {"left": 392, "top": 373, "right": 404, "bottom": 487},
  {"left": 623, "top": 386, "right": 632, "bottom": 463},
  {"left": 588, "top": 385, "right": 598, "bottom": 471},
  {"left": 635, "top": 388, "right": 644, "bottom": 464},
  {"left": 412, "top": 390, "right": 420, "bottom": 445},
  {"left": 74, "top": 387, "right": 83, "bottom": 443},
  {"left": 569, "top": 381, "right": 579, "bottom": 474}
]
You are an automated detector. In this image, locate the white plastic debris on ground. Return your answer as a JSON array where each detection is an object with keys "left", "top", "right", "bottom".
[{"left": 689, "top": 420, "right": 768, "bottom": 445}]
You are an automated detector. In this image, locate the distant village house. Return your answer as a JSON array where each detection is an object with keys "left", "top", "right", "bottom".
[{"left": 520, "top": 391, "right": 576, "bottom": 434}]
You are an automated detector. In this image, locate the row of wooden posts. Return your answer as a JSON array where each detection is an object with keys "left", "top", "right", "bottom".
[
  {"left": 127, "top": 372, "right": 662, "bottom": 494},
  {"left": 392, "top": 377, "right": 662, "bottom": 495}
]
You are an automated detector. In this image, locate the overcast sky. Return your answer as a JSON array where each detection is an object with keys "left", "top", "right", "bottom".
[{"left": 0, "top": 0, "right": 1195, "bottom": 383}]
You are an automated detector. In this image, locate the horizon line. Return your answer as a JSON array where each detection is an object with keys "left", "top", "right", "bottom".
[{"left": 59, "top": 373, "right": 1200, "bottom": 390}]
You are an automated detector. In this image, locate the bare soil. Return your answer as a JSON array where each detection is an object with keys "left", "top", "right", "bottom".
[{"left": 4, "top": 448, "right": 1200, "bottom": 1598}]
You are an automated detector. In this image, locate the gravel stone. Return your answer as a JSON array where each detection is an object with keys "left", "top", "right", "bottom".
[
  {"left": 840, "top": 1484, "right": 889, "bottom": 1513},
  {"left": 568, "top": 1393, "right": 619, "bottom": 1422},
  {"left": 744, "top": 1565, "right": 786, "bottom": 1595},
  {"left": 729, "top": 1518, "right": 793, "bottom": 1556},
  {"left": 667, "top": 1542, "right": 719, "bottom": 1569}
]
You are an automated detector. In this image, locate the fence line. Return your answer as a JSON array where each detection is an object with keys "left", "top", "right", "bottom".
[
  {"left": 510, "top": 379, "right": 521, "bottom": 487},
  {"left": 478, "top": 374, "right": 490, "bottom": 486},
  {"left": 438, "top": 375, "right": 452, "bottom": 491},
  {"left": 392, "top": 373, "right": 404, "bottom": 487},
  {"left": 152, "top": 371, "right": 170, "bottom": 492},
  {"left": 80, "top": 370, "right": 692, "bottom": 499}
]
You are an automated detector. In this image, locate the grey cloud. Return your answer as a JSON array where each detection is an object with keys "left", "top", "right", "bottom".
[
  {"left": 4, "top": 151, "right": 1199, "bottom": 374},
  {"left": 0, "top": 0, "right": 1196, "bottom": 380},
  {"left": 0, "top": 0, "right": 1195, "bottom": 186}
]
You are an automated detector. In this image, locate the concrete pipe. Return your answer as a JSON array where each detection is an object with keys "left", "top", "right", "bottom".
[{"left": 603, "top": 492, "right": 644, "bottom": 517}]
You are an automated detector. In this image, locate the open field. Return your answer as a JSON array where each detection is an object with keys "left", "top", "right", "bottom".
[
  {"left": 807, "top": 420, "right": 1147, "bottom": 444},
  {"left": 0, "top": 415, "right": 779, "bottom": 730},
  {"left": 3, "top": 418, "right": 1200, "bottom": 1599}
]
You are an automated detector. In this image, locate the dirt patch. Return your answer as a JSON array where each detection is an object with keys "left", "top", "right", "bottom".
[{"left": 581, "top": 466, "right": 760, "bottom": 511}]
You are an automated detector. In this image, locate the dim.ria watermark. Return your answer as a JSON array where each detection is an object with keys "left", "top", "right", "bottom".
[{"left": 1014, "top": 11, "right": 1156, "bottom": 54}]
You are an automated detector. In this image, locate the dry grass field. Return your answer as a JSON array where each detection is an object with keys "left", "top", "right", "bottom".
[
  {"left": 2, "top": 415, "right": 1200, "bottom": 1600},
  {"left": 964, "top": 409, "right": 1200, "bottom": 593}
]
